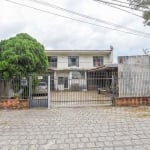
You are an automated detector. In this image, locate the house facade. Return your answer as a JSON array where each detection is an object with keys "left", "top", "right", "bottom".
[{"left": 46, "top": 50, "right": 113, "bottom": 90}]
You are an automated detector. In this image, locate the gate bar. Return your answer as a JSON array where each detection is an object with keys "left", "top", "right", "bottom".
[
  {"left": 48, "top": 75, "right": 51, "bottom": 109},
  {"left": 29, "top": 76, "right": 32, "bottom": 108}
]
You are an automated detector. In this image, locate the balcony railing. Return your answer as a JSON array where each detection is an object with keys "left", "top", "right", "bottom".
[
  {"left": 68, "top": 62, "right": 79, "bottom": 67},
  {"left": 48, "top": 62, "right": 57, "bottom": 68}
]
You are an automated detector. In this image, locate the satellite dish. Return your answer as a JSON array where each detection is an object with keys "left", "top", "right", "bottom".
[{"left": 110, "top": 45, "right": 114, "bottom": 50}]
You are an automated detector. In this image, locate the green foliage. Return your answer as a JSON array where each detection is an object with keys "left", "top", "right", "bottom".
[
  {"left": 143, "top": 11, "right": 150, "bottom": 25},
  {"left": 31, "top": 74, "right": 40, "bottom": 92},
  {"left": 0, "top": 33, "right": 48, "bottom": 78},
  {"left": 128, "top": 0, "right": 150, "bottom": 26}
]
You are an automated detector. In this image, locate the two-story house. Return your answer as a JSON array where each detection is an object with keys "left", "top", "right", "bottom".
[{"left": 46, "top": 50, "right": 113, "bottom": 90}]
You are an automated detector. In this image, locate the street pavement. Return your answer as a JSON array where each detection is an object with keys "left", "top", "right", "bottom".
[{"left": 0, "top": 106, "right": 150, "bottom": 150}]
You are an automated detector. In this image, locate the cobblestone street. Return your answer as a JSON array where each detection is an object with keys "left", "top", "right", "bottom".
[{"left": 0, "top": 106, "right": 150, "bottom": 150}]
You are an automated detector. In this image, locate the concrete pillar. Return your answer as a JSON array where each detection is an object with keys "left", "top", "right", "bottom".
[
  {"left": 85, "top": 71, "right": 87, "bottom": 90},
  {"left": 48, "top": 75, "right": 51, "bottom": 109},
  {"left": 29, "top": 76, "right": 32, "bottom": 108}
]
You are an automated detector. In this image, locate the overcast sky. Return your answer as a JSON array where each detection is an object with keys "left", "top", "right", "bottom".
[{"left": 0, "top": 0, "right": 150, "bottom": 62}]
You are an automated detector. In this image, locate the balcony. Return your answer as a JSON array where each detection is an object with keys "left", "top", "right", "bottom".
[
  {"left": 68, "top": 62, "right": 79, "bottom": 67},
  {"left": 48, "top": 62, "right": 57, "bottom": 68}
]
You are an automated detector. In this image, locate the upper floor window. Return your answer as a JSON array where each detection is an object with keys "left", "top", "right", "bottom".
[
  {"left": 68, "top": 56, "right": 79, "bottom": 67},
  {"left": 93, "top": 56, "right": 103, "bottom": 67},
  {"left": 48, "top": 56, "right": 57, "bottom": 68}
]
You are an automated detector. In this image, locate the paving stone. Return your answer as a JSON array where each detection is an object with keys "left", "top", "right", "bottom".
[
  {"left": 122, "top": 140, "right": 133, "bottom": 146},
  {"left": 38, "top": 139, "right": 47, "bottom": 145},
  {"left": 81, "top": 137, "right": 89, "bottom": 142},
  {"left": 70, "top": 143, "right": 78, "bottom": 149},
  {"left": 89, "top": 137, "right": 98, "bottom": 142},
  {"left": 76, "top": 134, "right": 84, "bottom": 138},
  {"left": 59, "top": 143, "right": 70, "bottom": 149},
  {"left": 103, "top": 147, "right": 114, "bottom": 150},
  {"left": 113, "top": 140, "right": 124, "bottom": 146},
  {"left": 0, "top": 140, "right": 8, "bottom": 145},
  {"left": 98, "top": 136, "right": 106, "bottom": 142},
  {"left": 29, "top": 145, "right": 39, "bottom": 150},
  {"left": 86, "top": 142, "right": 96, "bottom": 148},
  {"left": 114, "top": 147, "right": 126, "bottom": 150},
  {"left": 10, "top": 140, "right": 20, "bottom": 145},
  {"left": 29, "top": 140, "right": 38, "bottom": 145},
  {"left": 95, "top": 141, "right": 105, "bottom": 147},
  {"left": 0, "top": 107, "right": 149, "bottom": 149},
  {"left": 77, "top": 142, "right": 85, "bottom": 148},
  {"left": 73, "top": 138, "right": 80, "bottom": 143},
  {"left": 65, "top": 138, "right": 73, "bottom": 143}
]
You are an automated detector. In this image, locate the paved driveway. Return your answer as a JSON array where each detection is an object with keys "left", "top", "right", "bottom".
[{"left": 0, "top": 106, "right": 150, "bottom": 150}]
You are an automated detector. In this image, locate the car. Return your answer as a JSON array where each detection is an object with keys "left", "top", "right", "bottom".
[{"left": 34, "top": 82, "right": 48, "bottom": 96}]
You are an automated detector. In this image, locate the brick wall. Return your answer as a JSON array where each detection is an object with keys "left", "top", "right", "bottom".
[
  {"left": 115, "top": 97, "right": 150, "bottom": 106},
  {"left": 0, "top": 99, "right": 29, "bottom": 109}
]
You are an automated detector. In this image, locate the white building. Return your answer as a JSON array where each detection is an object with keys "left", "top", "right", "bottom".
[{"left": 46, "top": 50, "right": 113, "bottom": 90}]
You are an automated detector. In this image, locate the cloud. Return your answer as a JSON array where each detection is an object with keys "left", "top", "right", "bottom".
[
  {"left": 0, "top": 21, "right": 27, "bottom": 40},
  {"left": 0, "top": 0, "right": 150, "bottom": 63}
]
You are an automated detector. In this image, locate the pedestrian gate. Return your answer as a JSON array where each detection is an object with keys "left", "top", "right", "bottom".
[{"left": 29, "top": 75, "right": 49, "bottom": 108}]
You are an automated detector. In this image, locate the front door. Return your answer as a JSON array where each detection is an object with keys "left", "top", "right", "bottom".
[{"left": 64, "top": 77, "right": 68, "bottom": 88}]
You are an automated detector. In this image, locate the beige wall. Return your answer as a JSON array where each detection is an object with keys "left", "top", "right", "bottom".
[{"left": 48, "top": 53, "right": 112, "bottom": 70}]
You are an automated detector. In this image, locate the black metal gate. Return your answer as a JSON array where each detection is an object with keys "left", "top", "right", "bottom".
[
  {"left": 29, "top": 75, "right": 48, "bottom": 108},
  {"left": 50, "top": 72, "right": 118, "bottom": 107},
  {"left": 28, "top": 71, "right": 118, "bottom": 108}
]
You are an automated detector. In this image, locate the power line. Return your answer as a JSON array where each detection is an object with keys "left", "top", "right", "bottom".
[
  {"left": 128, "top": 0, "right": 150, "bottom": 10},
  {"left": 94, "top": 0, "right": 143, "bottom": 18},
  {"left": 4, "top": 0, "right": 150, "bottom": 38},
  {"left": 94, "top": 0, "right": 144, "bottom": 11},
  {"left": 112, "top": 0, "right": 149, "bottom": 9},
  {"left": 28, "top": 0, "right": 149, "bottom": 37},
  {"left": 111, "top": 0, "right": 131, "bottom": 5}
]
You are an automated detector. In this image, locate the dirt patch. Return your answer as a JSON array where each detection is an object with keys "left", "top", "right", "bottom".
[
  {"left": 137, "top": 112, "right": 150, "bottom": 118},
  {"left": 128, "top": 106, "right": 150, "bottom": 118},
  {"left": 0, "top": 121, "right": 9, "bottom": 125}
]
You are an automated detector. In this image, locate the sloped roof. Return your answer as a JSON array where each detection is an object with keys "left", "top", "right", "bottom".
[{"left": 88, "top": 64, "right": 118, "bottom": 72}]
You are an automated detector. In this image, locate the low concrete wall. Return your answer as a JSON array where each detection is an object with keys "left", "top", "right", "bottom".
[
  {"left": 0, "top": 99, "right": 29, "bottom": 109},
  {"left": 115, "top": 97, "right": 150, "bottom": 106}
]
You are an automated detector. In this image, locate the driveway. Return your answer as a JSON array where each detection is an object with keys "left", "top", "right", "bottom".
[{"left": 0, "top": 106, "right": 150, "bottom": 150}]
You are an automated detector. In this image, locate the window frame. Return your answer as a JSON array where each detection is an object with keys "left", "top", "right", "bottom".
[
  {"left": 68, "top": 56, "right": 79, "bottom": 67},
  {"left": 93, "top": 56, "right": 103, "bottom": 67},
  {"left": 48, "top": 56, "right": 57, "bottom": 68}
]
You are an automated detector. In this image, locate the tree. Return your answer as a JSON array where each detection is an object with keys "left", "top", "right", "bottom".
[
  {"left": 0, "top": 33, "right": 48, "bottom": 78},
  {"left": 143, "top": 48, "right": 150, "bottom": 55},
  {"left": 0, "top": 33, "right": 48, "bottom": 98},
  {"left": 128, "top": 0, "right": 150, "bottom": 25}
]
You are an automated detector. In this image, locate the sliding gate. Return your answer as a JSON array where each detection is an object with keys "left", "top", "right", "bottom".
[
  {"left": 50, "top": 76, "right": 116, "bottom": 107},
  {"left": 29, "top": 73, "right": 117, "bottom": 108}
]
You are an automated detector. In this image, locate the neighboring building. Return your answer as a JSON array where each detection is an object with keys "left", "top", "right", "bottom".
[
  {"left": 118, "top": 55, "right": 150, "bottom": 97},
  {"left": 46, "top": 50, "right": 113, "bottom": 90}
]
